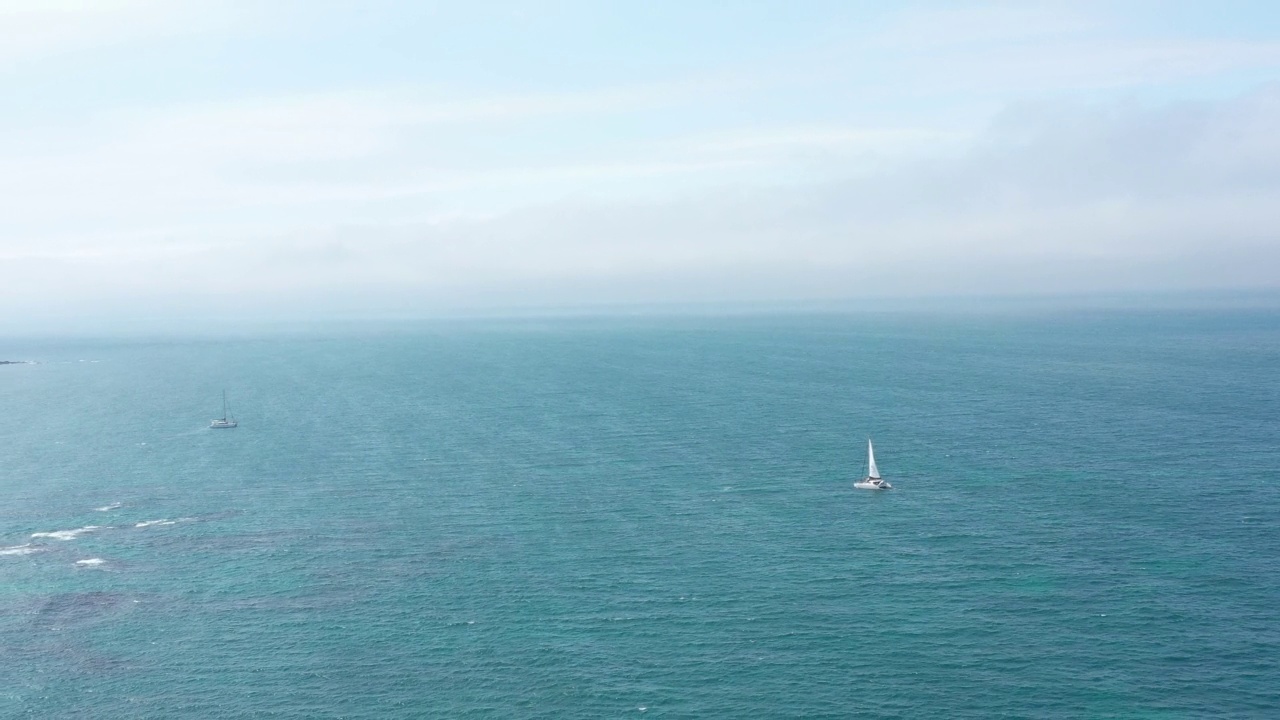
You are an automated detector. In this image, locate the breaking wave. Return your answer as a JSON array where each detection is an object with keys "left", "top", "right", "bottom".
[
  {"left": 0, "top": 544, "right": 42, "bottom": 556},
  {"left": 31, "top": 526, "right": 102, "bottom": 541},
  {"left": 134, "top": 517, "right": 194, "bottom": 528}
]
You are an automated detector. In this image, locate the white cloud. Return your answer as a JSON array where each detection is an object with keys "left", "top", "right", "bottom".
[
  {"left": 684, "top": 126, "right": 963, "bottom": 156},
  {"left": 871, "top": 3, "right": 1102, "bottom": 51},
  {"left": 4, "top": 85, "right": 1280, "bottom": 316},
  {"left": 2, "top": 2, "right": 1279, "bottom": 324},
  {"left": 839, "top": 4, "right": 1280, "bottom": 98},
  {"left": 0, "top": 0, "right": 245, "bottom": 68},
  {"left": 0, "top": 81, "right": 727, "bottom": 243},
  {"left": 8, "top": 85, "right": 1278, "bottom": 318}
]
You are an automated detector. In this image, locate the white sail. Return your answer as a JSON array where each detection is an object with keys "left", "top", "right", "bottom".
[
  {"left": 867, "top": 439, "right": 880, "bottom": 479},
  {"left": 210, "top": 390, "right": 238, "bottom": 428}
]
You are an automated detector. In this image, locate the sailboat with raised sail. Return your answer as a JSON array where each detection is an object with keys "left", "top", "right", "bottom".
[
  {"left": 210, "top": 390, "right": 238, "bottom": 429},
  {"left": 853, "top": 438, "right": 891, "bottom": 490}
]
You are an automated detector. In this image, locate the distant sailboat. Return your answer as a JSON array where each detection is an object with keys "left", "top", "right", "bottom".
[
  {"left": 210, "top": 391, "right": 238, "bottom": 429},
  {"left": 853, "top": 439, "right": 891, "bottom": 490}
]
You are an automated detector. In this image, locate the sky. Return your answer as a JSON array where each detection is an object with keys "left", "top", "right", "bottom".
[{"left": 2, "top": 0, "right": 1280, "bottom": 325}]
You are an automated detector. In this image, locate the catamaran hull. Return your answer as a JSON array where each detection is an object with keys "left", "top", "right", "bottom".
[{"left": 853, "top": 480, "right": 891, "bottom": 490}]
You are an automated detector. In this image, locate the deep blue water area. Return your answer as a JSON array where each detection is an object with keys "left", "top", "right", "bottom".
[{"left": 1, "top": 310, "right": 1277, "bottom": 718}]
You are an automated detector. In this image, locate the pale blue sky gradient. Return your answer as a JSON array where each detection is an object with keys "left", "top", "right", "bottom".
[{"left": 2, "top": 1, "right": 1279, "bottom": 323}]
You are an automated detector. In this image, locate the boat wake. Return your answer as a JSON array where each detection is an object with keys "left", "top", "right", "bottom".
[{"left": 95, "top": 502, "right": 123, "bottom": 512}]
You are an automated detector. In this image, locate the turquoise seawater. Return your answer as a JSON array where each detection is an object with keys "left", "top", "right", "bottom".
[{"left": 1, "top": 311, "right": 1277, "bottom": 718}]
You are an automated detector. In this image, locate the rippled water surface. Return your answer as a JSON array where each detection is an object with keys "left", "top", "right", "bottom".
[{"left": 1, "top": 311, "right": 1277, "bottom": 718}]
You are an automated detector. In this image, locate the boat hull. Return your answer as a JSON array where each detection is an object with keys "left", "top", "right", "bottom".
[
  {"left": 209, "top": 420, "right": 237, "bottom": 429},
  {"left": 853, "top": 480, "right": 891, "bottom": 490}
]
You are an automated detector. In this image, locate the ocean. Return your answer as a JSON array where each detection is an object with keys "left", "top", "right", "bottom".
[{"left": 1, "top": 310, "right": 1277, "bottom": 718}]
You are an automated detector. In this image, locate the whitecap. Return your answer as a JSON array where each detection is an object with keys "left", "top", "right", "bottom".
[
  {"left": 134, "top": 517, "right": 193, "bottom": 528},
  {"left": 0, "top": 544, "right": 43, "bottom": 556},
  {"left": 134, "top": 519, "right": 176, "bottom": 528},
  {"left": 75, "top": 558, "right": 106, "bottom": 567},
  {"left": 32, "top": 526, "right": 101, "bottom": 541},
  {"left": 95, "top": 502, "right": 122, "bottom": 512}
]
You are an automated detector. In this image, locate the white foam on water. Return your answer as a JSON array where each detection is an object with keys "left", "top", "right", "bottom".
[
  {"left": 31, "top": 526, "right": 101, "bottom": 541},
  {"left": 0, "top": 544, "right": 43, "bottom": 556},
  {"left": 135, "top": 519, "right": 176, "bottom": 528},
  {"left": 75, "top": 558, "right": 106, "bottom": 567},
  {"left": 134, "top": 517, "right": 193, "bottom": 528},
  {"left": 95, "top": 502, "right": 123, "bottom": 512}
]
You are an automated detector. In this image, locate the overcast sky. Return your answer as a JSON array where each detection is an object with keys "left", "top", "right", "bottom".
[{"left": 2, "top": 1, "right": 1279, "bottom": 324}]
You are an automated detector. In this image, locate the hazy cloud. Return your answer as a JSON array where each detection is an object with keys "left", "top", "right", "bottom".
[{"left": 0, "top": 2, "right": 1277, "bottom": 325}]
